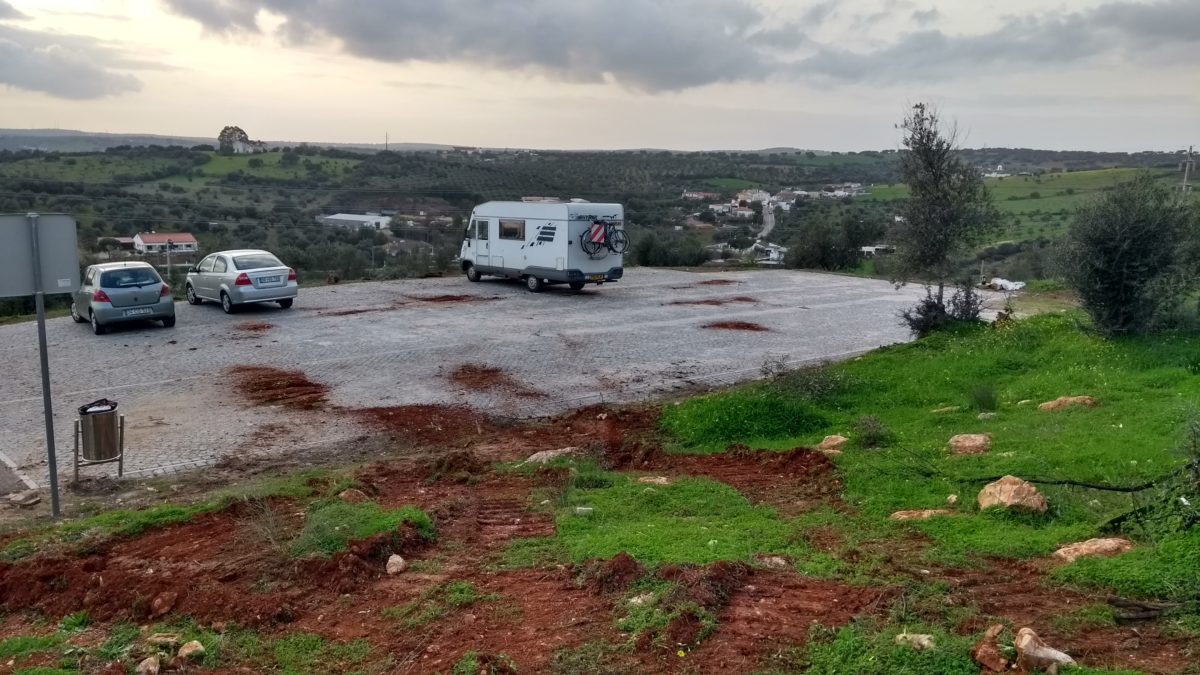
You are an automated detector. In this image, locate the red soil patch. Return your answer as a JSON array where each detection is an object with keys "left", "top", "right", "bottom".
[
  {"left": 943, "top": 560, "right": 1195, "bottom": 673},
  {"left": 584, "top": 551, "right": 646, "bottom": 594},
  {"left": 703, "top": 320, "right": 769, "bottom": 332},
  {"left": 448, "top": 364, "right": 546, "bottom": 399},
  {"left": 698, "top": 279, "right": 739, "bottom": 286},
  {"left": 353, "top": 404, "right": 496, "bottom": 446},
  {"left": 229, "top": 365, "right": 329, "bottom": 410},
  {"left": 679, "top": 570, "right": 888, "bottom": 670},
  {"left": 642, "top": 447, "right": 841, "bottom": 516},
  {"left": 406, "top": 294, "right": 500, "bottom": 303},
  {"left": 233, "top": 321, "right": 274, "bottom": 334},
  {"left": 669, "top": 296, "right": 758, "bottom": 307}
]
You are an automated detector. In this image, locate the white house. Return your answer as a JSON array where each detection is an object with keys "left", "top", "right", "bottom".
[
  {"left": 232, "top": 139, "right": 267, "bottom": 154},
  {"left": 732, "top": 207, "right": 755, "bottom": 219},
  {"left": 133, "top": 232, "right": 198, "bottom": 254},
  {"left": 320, "top": 213, "right": 391, "bottom": 230},
  {"left": 736, "top": 189, "right": 771, "bottom": 204}
]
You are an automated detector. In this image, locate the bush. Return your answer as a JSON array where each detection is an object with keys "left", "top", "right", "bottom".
[
  {"left": 898, "top": 287, "right": 948, "bottom": 337},
  {"left": 289, "top": 502, "right": 433, "bottom": 557},
  {"left": 947, "top": 282, "right": 984, "bottom": 322},
  {"left": 968, "top": 384, "right": 999, "bottom": 412},
  {"left": 1062, "top": 173, "right": 1197, "bottom": 336},
  {"left": 852, "top": 416, "right": 892, "bottom": 449}
]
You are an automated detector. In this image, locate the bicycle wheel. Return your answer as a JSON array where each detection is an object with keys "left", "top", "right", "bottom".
[
  {"left": 607, "top": 228, "right": 629, "bottom": 254},
  {"left": 580, "top": 231, "right": 605, "bottom": 256}
]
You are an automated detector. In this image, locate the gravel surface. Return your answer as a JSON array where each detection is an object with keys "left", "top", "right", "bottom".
[{"left": 0, "top": 268, "right": 924, "bottom": 486}]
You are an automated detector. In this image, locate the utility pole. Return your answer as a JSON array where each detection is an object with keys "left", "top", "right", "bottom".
[
  {"left": 166, "top": 238, "right": 173, "bottom": 290},
  {"left": 1181, "top": 145, "right": 1195, "bottom": 194}
]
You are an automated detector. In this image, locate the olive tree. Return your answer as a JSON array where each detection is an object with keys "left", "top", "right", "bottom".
[
  {"left": 1062, "top": 173, "right": 1197, "bottom": 335},
  {"left": 893, "top": 104, "right": 1000, "bottom": 312}
]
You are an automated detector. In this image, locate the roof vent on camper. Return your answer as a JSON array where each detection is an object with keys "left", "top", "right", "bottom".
[{"left": 569, "top": 198, "right": 590, "bottom": 203}]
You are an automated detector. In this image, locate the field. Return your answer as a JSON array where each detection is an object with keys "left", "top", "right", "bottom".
[
  {"left": 0, "top": 313, "right": 1197, "bottom": 673},
  {"left": 864, "top": 168, "right": 1181, "bottom": 242}
]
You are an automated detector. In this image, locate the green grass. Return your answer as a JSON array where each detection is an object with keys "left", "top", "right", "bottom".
[
  {"left": 1053, "top": 529, "right": 1200, "bottom": 601},
  {"left": 0, "top": 634, "right": 64, "bottom": 660},
  {"left": 381, "top": 580, "right": 495, "bottom": 628},
  {"left": 497, "top": 536, "right": 571, "bottom": 570},
  {"left": 661, "top": 314, "right": 1200, "bottom": 568},
  {"left": 197, "top": 152, "right": 359, "bottom": 180},
  {"left": 288, "top": 501, "right": 432, "bottom": 557},
  {"left": 270, "top": 633, "right": 373, "bottom": 675},
  {"left": 96, "top": 623, "right": 140, "bottom": 661},
  {"left": 554, "top": 464, "right": 832, "bottom": 567},
  {"left": 1, "top": 470, "right": 327, "bottom": 562}
]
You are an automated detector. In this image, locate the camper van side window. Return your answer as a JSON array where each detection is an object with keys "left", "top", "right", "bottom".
[
  {"left": 474, "top": 220, "right": 489, "bottom": 240},
  {"left": 498, "top": 219, "right": 525, "bottom": 241}
]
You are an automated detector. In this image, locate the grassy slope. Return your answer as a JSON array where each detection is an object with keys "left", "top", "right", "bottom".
[
  {"left": 662, "top": 315, "right": 1200, "bottom": 575},
  {"left": 0, "top": 155, "right": 180, "bottom": 182}
]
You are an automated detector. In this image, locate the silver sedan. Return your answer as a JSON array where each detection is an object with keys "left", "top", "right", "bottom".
[
  {"left": 71, "top": 261, "right": 176, "bottom": 335},
  {"left": 185, "top": 249, "right": 298, "bottom": 314}
]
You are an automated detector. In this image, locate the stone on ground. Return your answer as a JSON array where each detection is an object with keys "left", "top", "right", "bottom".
[
  {"left": 386, "top": 554, "right": 407, "bottom": 575},
  {"left": 817, "top": 435, "right": 847, "bottom": 454},
  {"left": 894, "top": 633, "right": 935, "bottom": 651},
  {"left": 135, "top": 656, "right": 160, "bottom": 675},
  {"left": 520, "top": 447, "right": 580, "bottom": 465},
  {"left": 931, "top": 406, "right": 960, "bottom": 414},
  {"left": 6, "top": 490, "right": 40, "bottom": 507},
  {"left": 1053, "top": 538, "right": 1133, "bottom": 563},
  {"left": 149, "top": 591, "right": 178, "bottom": 619},
  {"left": 890, "top": 509, "right": 955, "bottom": 521},
  {"left": 178, "top": 640, "right": 205, "bottom": 661},
  {"left": 972, "top": 623, "right": 1008, "bottom": 672},
  {"left": 978, "top": 475, "right": 1048, "bottom": 513},
  {"left": 338, "top": 488, "right": 370, "bottom": 504},
  {"left": 948, "top": 433, "right": 991, "bottom": 455},
  {"left": 1038, "top": 395, "right": 1098, "bottom": 411},
  {"left": 637, "top": 476, "right": 671, "bottom": 485},
  {"left": 1015, "top": 627, "right": 1076, "bottom": 672},
  {"left": 146, "top": 633, "right": 181, "bottom": 647}
]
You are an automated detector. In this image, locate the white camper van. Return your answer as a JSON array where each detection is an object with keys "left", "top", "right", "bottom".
[{"left": 459, "top": 200, "right": 627, "bottom": 292}]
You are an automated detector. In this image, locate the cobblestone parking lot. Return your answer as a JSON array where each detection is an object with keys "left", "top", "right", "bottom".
[{"left": 0, "top": 269, "right": 924, "bottom": 486}]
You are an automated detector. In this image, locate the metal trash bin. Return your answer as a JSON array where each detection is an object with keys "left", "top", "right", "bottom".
[{"left": 78, "top": 399, "right": 120, "bottom": 461}]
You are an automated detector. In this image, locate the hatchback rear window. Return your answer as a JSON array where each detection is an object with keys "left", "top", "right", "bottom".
[
  {"left": 99, "top": 268, "right": 161, "bottom": 288},
  {"left": 233, "top": 254, "right": 284, "bottom": 270}
]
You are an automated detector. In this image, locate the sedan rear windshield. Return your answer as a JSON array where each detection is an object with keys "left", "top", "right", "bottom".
[
  {"left": 99, "top": 268, "right": 161, "bottom": 288},
  {"left": 233, "top": 254, "right": 284, "bottom": 270}
]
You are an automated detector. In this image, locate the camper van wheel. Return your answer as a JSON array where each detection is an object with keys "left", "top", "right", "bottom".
[
  {"left": 525, "top": 275, "right": 544, "bottom": 293},
  {"left": 465, "top": 265, "right": 481, "bottom": 282},
  {"left": 569, "top": 282, "right": 586, "bottom": 291}
]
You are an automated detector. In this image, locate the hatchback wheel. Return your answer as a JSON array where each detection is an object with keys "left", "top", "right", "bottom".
[
  {"left": 185, "top": 285, "right": 201, "bottom": 305},
  {"left": 162, "top": 316, "right": 176, "bottom": 328},
  {"left": 70, "top": 303, "right": 86, "bottom": 323},
  {"left": 221, "top": 292, "right": 235, "bottom": 314},
  {"left": 90, "top": 311, "right": 106, "bottom": 335},
  {"left": 278, "top": 299, "right": 293, "bottom": 309}
]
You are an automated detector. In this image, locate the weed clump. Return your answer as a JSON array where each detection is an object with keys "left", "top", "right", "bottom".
[
  {"left": 289, "top": 501, "right": 432, "bottom": 557},
  {"left": 852, "top": 416, "right": 893, "bottom": 449},
  {"left": 968, "top": 384, "right": 1000, "bottom": 412}
]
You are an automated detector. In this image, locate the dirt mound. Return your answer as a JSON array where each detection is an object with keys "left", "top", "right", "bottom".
[
  {"left": 669, "top": 296, "right": 758, "bottom": 307},
  {"left": 654, "top": 561, "right": 750, "bottom": 649},
  {"left": 407, "top": 294, "right": 499, "bottom": 303},
  {"left": 703, "top": 320, "right": 769, "bottom": 332},
  {"left": 682, "top": 570, "right": 887, "bottom": 669},
  {"left": 421, "top": 449, "right": 488, "bottom": 483},
  {"left": 585, "top": 552, "right": 645, "bottom": 594},
  {"left": 449, "top": 364, "right": 546, "bottom": 398},
  {"left": 353, "top": 404, "right": 495, "bottom": 446},
  {"left": 230, "top": 366, "right": 328, "bottom": 410},
  {"left": 648, "top": 447, "right": 840, "bottom": 516}
]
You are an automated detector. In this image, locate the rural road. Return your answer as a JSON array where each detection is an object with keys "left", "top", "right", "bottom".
[
  {"left": 0, "top": 268, "right": 924, "bottom": 487},
  {"left": 760, "top": 202, "right": 776, "bottom": 240}
]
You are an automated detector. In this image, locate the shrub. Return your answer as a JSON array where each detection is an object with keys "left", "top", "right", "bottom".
[
  {"left": 968, "top": 384, "right": 999, "bottom": 412},
  {"left": 947, "top": 282, "right": 984, "bottom": 322},
  {"left": 852, "top": 416, "right": 892, "bottom": 449},
  {"left": 1062, "top": 173, "right": 1197, "bottom": 336},
  {"left": 289, "top": 502, "right": 432, "bottom": 557},
  {"left": 898, "top": 287, "right": 948, "bottom": 337}
]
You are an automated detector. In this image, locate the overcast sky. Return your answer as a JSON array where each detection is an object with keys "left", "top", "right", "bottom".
[{"left": 0, "top": 0, "right": 1196, "bottom": 151}]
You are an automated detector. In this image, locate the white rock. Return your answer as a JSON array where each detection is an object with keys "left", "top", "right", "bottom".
[
  {"left": 178, "top": 640, "right": 205, "bottom": 661},
  {"left": 946, "top": 494, "right": 959, "bottom": 506},
  {"left": 978, "top": 475, "right": 1048, "bottom": 513},
  {"left": 895, "top": 633, "right": 935, "bottom": 651},
  {"left": 135, "top": 656, "right": 160, "bottom": 675},
  {"left": 1053, "top": 538, "right": 1133, "bottom": 563},
  {"left": 1015, "top": 627, "right": 1075, "bottom": 672},
  {"left": 637, "top": 476, "right": 672, "bottom": 485},
  {"left": 386, "top": 554, "right": 407, "bottom": 575},
  {"left": 574, "top": 506, "right": 594, "bottom": 516},
  {"left": 519, "top": 447, "right": 580, "bottom": 465}
]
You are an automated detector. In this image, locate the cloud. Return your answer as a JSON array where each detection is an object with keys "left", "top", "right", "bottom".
[
  {"left": 0, "top": 25, "right": 141, "bottom": 99},
  {"left": 161, "top": 0, "right": 784, "bottom": 92},
  {"left": 910, "top": 8, "right": 939, "bottom": 26},
  {"left": 0, "top": 1, "right": 26, "bottom": 20},
  {"left": 801, "top": 0, "right": 1200, "bottom": 83},
  {"left": 800, "top": 1, "right": 837, "bottom": 26}
]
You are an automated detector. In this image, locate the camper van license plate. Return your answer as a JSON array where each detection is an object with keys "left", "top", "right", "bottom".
[{"left": 589, "top": 274, "right": 604, "bottom": 281}]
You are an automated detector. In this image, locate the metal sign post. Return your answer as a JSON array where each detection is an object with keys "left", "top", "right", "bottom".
[
  {"left": 28, "top": 214, "right": 61, "bottom": 517},
  {"left": 0, "top": 213, "right": 79, "bottom": 519}
]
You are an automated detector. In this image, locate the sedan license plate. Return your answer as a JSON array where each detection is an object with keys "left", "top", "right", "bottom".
[
  {"left": 261, "top": 276, "right": 280, "bottom": 284},
  {"left": 123, "top": 308, "right": 153, "bottom": 317},
  {"left": 589, "top": 274, "right": 604, "bottom": 281}
]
